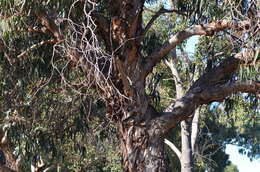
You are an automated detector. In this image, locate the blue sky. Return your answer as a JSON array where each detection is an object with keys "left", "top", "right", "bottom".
[{"left": 226, "top": 145, "right": 260, "bottom": 172}]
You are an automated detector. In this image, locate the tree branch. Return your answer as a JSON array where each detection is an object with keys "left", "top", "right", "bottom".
[
  {"left": 150, "top": 55, "right": 259, "bottom": 134},
  {"left": 142, "top": 20, "right": 251, "bottom": 76},
  {"left": 164, "top": 48, "right": 184, "bottom": 98},
  {"left": 164, "top": 138, "right": 181, "bottom": 160},
  {"left": 17, "top": 39, "right": 57, "bottom": 59},
  {"left": 159, "top": 80, "right": 259, "bottom": 134},
  {"left": 143, "top": 7, "right": 187, "bottom": 36}
]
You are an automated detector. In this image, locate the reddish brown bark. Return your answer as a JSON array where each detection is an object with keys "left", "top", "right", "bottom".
[
  {"left": 0, "top": 130, "right": 18, "bottom": 172},
  {"left": 118, "top": 106, "right": 170, "bottom": 172}
]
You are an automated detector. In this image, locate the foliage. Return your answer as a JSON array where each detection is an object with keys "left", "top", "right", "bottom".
[{"left": 224, "top": 164, "right": 239, "bottom": 172}]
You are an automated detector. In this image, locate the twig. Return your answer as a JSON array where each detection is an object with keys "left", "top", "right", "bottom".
[
  {"left": 17, "top": 39, "right": 57, "bottom": 58},
  {"left": 143, "top": 7, "right": 187, "bottom": 36}
]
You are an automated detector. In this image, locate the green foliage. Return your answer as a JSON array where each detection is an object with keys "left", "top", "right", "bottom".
[
  {"left": 224, "top": 164, "right": 239, "bottom": 172},
  {"left": 0, "top": 1, "right": 122, "bottom": 171}
]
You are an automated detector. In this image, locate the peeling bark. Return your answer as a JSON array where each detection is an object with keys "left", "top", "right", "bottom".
[
  {"left": 0, "top": 130, "right": 18, "bottom": 172},
  {"left": 118, "top": 106, "right": 170, "bottom": 172}
]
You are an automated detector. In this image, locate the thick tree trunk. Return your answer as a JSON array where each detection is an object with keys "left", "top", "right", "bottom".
[
  {"left": 118, "top": 106, "right": 170, "bottom": 172},
  {"left": 0, "top": 130, "right": 19, "bottom": 172}
]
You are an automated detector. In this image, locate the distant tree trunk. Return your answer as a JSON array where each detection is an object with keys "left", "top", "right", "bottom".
[
  {"left": 191, "top": 109, "right": 200, "bottom": 154},
  {"left": 165, "top": 51, "right": 193, "bottom": 172},
  {"left": 180, "top": 121, "right": 193, "bottom": 172}
]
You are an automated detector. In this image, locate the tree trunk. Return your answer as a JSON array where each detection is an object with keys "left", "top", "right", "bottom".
[
  {"left": 165, "top": 49, "right": 193, "bottom": 172},
  {"left": 0, "top": 131, "right": 19, "bottom": 172},
  {"left": 181, "top": 121, "right": 193, "bottom": 172},
  {"left": 118, "top": 106, "right": 170, "bottom": 172},
  {"left": 191, "top": 108, "right": 200, "bottom": 154}
]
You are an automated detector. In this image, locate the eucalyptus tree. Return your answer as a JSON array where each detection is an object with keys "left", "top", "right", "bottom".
[{"left": 0, "top": 0, "right": 259, "bottom": 172}]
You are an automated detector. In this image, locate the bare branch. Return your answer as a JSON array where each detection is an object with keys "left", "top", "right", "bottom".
[
  {"left": 164, "top": 139, "right": 181, "bottom": 160},
  {"left": 17, "top": 39, "right": 57, "bottom": 59},
  {"left": 143, "top": 7, "right": 187, "bottom": 36},
  {"left": 143, "top": 20, "right": 252, "bottom": 76},
  {"left": 198, "top": 81, "right": 260, "bottom": 103}
]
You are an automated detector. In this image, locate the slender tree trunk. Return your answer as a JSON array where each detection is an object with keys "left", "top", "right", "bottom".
[
  {"left": 191, "top": 109, "right": 200, "bottom": 153},
  {"left": 180, "top": 121, "right": 193, "bottom": 172},
  {"left": 165, "top": 50, "right": 193, "bottom": 172},
  {"left": 180, "top": 108, "right": 200, "bottom": 172}
]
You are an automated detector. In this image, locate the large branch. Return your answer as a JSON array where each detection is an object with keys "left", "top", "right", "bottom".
[
  {"left": 142, "top": 20, "right": 251, "bottom": 76},
  {"left": 150, "top": 56, "right": 259, "bottom": 134},
  {"left": 158, "top": 80, "right": 259, "bottom": 134}
]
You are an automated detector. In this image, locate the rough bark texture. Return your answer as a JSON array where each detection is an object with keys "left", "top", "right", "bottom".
[
  {"left": 0, "top": 130, "right": 18, "bottom": 172},
  {"left": 105, "top": 1, "right": 172, "bottom": 171},
  {"left": 106, "top": 2, "right": 258, "bottom": 169},
  {"left": 0, "top": 0, "right": 258, "bottom": 171},
  {"left": 117, "top": 105, "right": 171, "bottom": 172}
]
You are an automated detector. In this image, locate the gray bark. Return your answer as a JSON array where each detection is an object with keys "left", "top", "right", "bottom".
[
  {"left": 165, "top": 52, "right": 193, "bottom": 172},
  {"left": 181, "top": 121, "right": 193, "bottom": 172},
  {"left": 191, "top": 109, "right": 200, "bottom": 153},
  {"left": 164, "top": 139, "right": 181, "bottom": 160}
]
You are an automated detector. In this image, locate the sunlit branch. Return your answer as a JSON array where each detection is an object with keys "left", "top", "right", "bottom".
[
  {"left": 164, "top": 138, "right": 181, "bottom": 160},
  {"left": 143, "top": 20, "right": 252, "bottom": 76}
]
